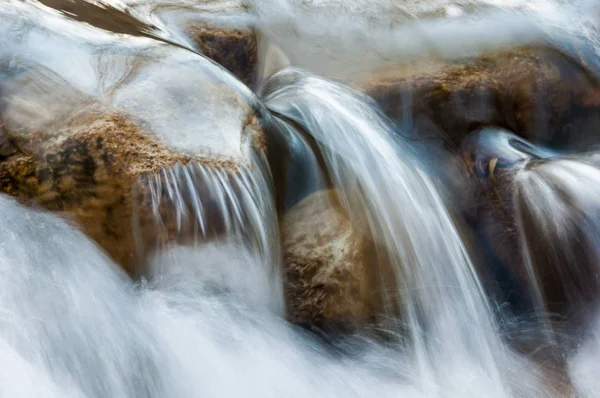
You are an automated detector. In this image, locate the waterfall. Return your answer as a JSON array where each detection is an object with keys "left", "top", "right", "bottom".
[
  {"left": 133, "top": 152, "right": 284, "bottom": 314},
  {"left": 511, "top": 154, "right": 600, "bottom": 396},
  {"left": 1, "top": 0, "right": 600, "bottom": 396},
  {"left": 261, "top": 69, "right": 553, "bottom": 396}
]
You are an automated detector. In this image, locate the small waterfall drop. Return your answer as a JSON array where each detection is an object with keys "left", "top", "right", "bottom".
[
  {"left": 261, "top": 69, "right": 551, "bottom": 397},
  {"left": 133, "top": 152, "right": 284, "bottom": 314},
  {"left": 511, "top": 154, "right": 600, "bottom": 397},
  {"left": 512, "top": 154, "right": 600, "bottom": 328}
]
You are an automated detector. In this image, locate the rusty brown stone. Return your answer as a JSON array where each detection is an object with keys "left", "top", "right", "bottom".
[
  {"left": 282, "top": 189, "right": 380, "bottom": 334},
  {"left": 0, "top": 103, "right": 267, "bottom": 276},
  {"left": 0, "top": 108, "right": 187, "bottom": 274},
  {"left": 355, "top": 47, "right": 599, "bottom": 148}
]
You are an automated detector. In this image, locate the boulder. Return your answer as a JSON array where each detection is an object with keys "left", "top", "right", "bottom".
[
  {"left": 282, "top": 189, "right": 379, "bottom": 334},
  {"left": 187, "top": 22, "right": 257, "bottom": 87},
  {"left": 0, "top": 104, "right": 265, "bottom": 275},
  {"left": 0, "top": 1, "right": 267, "bottom": 274},
  {"left": 459, "top": 128, "right": 600, "bottom": 320},
  {"left": 0, "top": 109, "right": 183, "bottom": 274},
  {"left": 355, "top": 46, "right": 600, "bottom": 149}
]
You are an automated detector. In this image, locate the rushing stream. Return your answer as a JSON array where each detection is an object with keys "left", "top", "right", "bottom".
[{"left": 1, "top": 0, "right": 600, "bottom": 396}]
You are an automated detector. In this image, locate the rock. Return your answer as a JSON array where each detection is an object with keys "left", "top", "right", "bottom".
[
  {"left": 355, "top": 47, "right": 600, "bottom": 149},
  {"left": 0, "top": 109, "right": 185, "bottom": 274},
  {"left": 0, "top": 104, "right": 266, "bottom": 275},
  {"left": 282, "top": 189, "right": 378, "bottom": 334},
  {"left": 0, "top": 2, "right": 267, "bottom": 274},
  {"left": 187, "top": 22, "right": 257, "bottom": 87},
  {"left": 128, "top": 0, "right": 260, "bottom": 87},
  {"left": 36, "top": 0, "right": 259, "bottom": 88},
  {"left": 459, "top": 129, "right": 600, "bottom": 320},
  {"left": 458, "top": 128, "right": 542, "bottom": 312}
]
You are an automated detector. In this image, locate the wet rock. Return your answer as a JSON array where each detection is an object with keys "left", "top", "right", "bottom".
[
  {"left": 0, "top": 1, "right": 267, "bottom": 274},
  {"left": 132, "top": 0, "right": 260, "bottom": 87},
  {"left": 356, "top": 47, "right": 600, "bottom": 149},
  {"left": 188, "top": 23, "right": 257, "bottom": 87},
  {"left": 282, "top": 189, "right": 377, "bottom": 334},
  {"left": 458, "top": 128, "right": 543, "bottom": 313},
  {"left": 459, "top": 129, "right": 600, "bottom": 320},
  {"left": 36, "top": 0, "right": 259, "bottom": 87},
  {"left": 0, "top": 108, "right": 186, "bottom": 274},
  {"left": 0, "top": 105, "right": 266, "bottom": 275}
]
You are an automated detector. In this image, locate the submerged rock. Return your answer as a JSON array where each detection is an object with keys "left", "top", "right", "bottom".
[
  {"left": 356, "top": 47, "right": 600, "bottom": 149},
  {"left": 458, "top": 128, "right": 543, "bottom": 311},
  {"left": 282, "top": 189, "right": 378, "bottom": 334}
]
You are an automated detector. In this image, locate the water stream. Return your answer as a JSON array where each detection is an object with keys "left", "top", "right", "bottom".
[{"left": 1, "top": 0, "right": 600, "bottom": 396}]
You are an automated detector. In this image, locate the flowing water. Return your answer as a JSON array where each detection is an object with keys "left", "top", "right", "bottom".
[
  {"left": 133, "top": 153, "right": 284, "bottom": 314},
  {"left": 2, "top": 0, "right": 600, "bottom": 396}
]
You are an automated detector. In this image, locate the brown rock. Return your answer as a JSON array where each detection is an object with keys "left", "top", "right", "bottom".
[
  {"left": 139, "top": 1, "right": 259, "bottom": 87},
  {"left": 355, "top": 47, "right": 599, "bottom": 148},
  {"left": 0, "top": 2, "right": 269, "bottom": 274},
  {"left": 0, "top": 108, "right": 183, "bottom": 274},
  {"left": 188, "top": 23, "right": 257, "bottom": 87},
  {"left": 459, "top": 130, "right": 600, "bottom": 320},
  {"left": 0, "top": 105, "right": 266, "bottom": 275},
  {"left": 282, "top": 189, "right": 379, "bottom": 334}
]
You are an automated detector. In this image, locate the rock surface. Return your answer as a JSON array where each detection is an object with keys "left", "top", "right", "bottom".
[
  {"left": 356, "top": 47, "right": 600, "bottom": 149},
  {"left": 513, "top": 155, "right": 600, "bottom": 318},
  {"left": 459, "top": 130, "right": 600, "bottom": 319},
  {"left": 187, "top": 22, "right": 258, "bottom": 87},
  {"left": 0, "top": 103, "right": 266, "bottom": 275},
  {"left": 0, "top": 109, "right": 186, "bottom": 274},
  {"left": 0, "top": 1, "right": 267, "bottom": 274},
  {"left": 282, "top": 189, "right": 378, "bottom": 334},
  {"left": 36, "top": 0, "right": 259, "bottom": 88}
]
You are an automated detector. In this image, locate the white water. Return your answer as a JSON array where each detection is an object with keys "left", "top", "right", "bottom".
[
  {"left": 514, "top": 156, "right": 600, "bottom": 398},
  {"left": 3, "top": 0, "right": 600, "bottom": 396},
  {"left": 262, "top": 69, "right": 559, "bottom": 397},
  {"left": 516, "top": 159, "right": 600, "bottom": 314},
  {"left": 133, "top": 153, "right": 284, "bottom": 313},
  {"left": 0, "top": 195, "right": 516, "bottom": 398}
]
